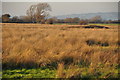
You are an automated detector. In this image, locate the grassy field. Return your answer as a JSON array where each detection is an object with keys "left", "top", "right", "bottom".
[{"left": 2, "top": 23, "right": 119, "bottom": 78}]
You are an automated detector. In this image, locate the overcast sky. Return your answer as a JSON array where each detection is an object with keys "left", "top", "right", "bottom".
[{"left": 2, "top": 2, "right": 118, "bottom": 17}]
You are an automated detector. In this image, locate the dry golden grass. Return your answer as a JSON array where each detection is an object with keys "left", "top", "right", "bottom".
[{"left": 2, "top": 23, "right": 119, "bottom": 78}]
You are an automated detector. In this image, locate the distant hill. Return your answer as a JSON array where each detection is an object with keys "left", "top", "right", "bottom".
[{"left": 55, "top": 12, "right": 118, "bottom": 20}]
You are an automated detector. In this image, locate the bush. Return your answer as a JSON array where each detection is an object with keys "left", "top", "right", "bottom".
[
  {"left": 79, "top": 20, "right": 88, "bottom": 25},
  {"left": 40, "top": 19, "right": 46, "bottom": 24},
  {"left": 45, "top": 18, "right": 53, "bottom": 24}
]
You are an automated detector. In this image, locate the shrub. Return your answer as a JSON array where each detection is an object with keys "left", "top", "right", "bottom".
[
  {"left": 60, "top": 56, "right": 74, "bottom": 65},
  {"left": 79, "top": 20, "right": 88, "bottom": 25},
  {"left": 86, "top": 40, "right": 109, "bottom": 47},
  {"left": 40, "top": 19, "right": 46, "bottom": 24},
  {"left": 45, "top": 18, "right": 53, "bottom": 24},
  {"left": 86, "top": 40, "right": 96, "bottom": 46}
]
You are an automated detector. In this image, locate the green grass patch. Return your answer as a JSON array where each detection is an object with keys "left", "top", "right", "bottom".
[
  {"left": 3, "top": 68, "right": 56, "bottom": 78},
  {"left": 3, "top": 65, "right": 119, "bottom": 78}
]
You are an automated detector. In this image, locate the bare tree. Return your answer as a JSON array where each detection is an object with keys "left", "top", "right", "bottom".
[
  {"left": 26, "top": 5, "right": 36, "bottom": 23},
  {"left": 26, "top": 3, "right": 51, "bottom": 23},
  {"left": 89, "top": 16, "right": 102, "bottom": 23}
]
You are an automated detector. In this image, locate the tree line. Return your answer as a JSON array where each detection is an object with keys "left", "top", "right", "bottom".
[{"left": 0, "top": 3, "right": 119, "bottom": 24}]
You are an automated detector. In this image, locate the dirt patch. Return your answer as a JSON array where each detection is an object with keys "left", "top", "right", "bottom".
[
  {"left": 67, "top": 26, "right": 82, "bottom": 28},
  {"left": 66, "top": 25, "right": 109, "bottom": 29},
  {"left": 83, "top": 25, "right": 109, "bottom": 29}
]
